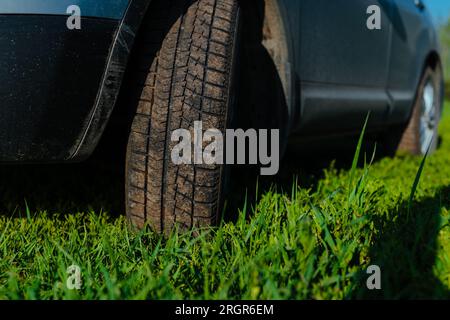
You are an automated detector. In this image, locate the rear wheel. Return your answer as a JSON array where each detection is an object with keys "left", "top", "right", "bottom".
[
  {"left": 390, "top": 65, "right": 442, "bottom": 155},
  {"left": 125, "top": 0, "right": 241, "bottom": 234}
]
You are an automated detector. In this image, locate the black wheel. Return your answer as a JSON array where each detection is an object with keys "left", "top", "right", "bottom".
[{"left": 125, "top": 0, "right": 241, "bottom": 233}]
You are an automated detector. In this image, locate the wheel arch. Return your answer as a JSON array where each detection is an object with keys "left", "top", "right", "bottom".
[
  {"left": 262, "top": 0, "right": 295, "bottom": 111},
  {"left": 258, "top": 0, "right": 297, "bottom": 133},
  {"left": 70, "top": 0, "right": 153, "bottom": 161},
  {"left": 425, "top": 50, "right": 442, "bottom": 71},
  {"left": 424, "top": 50, "right": 444, "bottom": 111}
]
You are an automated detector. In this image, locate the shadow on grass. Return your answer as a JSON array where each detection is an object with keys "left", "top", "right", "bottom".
[
  {"left": 0, "top": 144, "right": 126, "bottom": 219},
  {"left": 225, "top": 132, "right": 450, "bottom": 299},
  {"left": 0, "top": 139, "right": 367, "bottom": 221},
  {"left": 224, "top": 135, "right": 381, "bottom": 222},
  {"left": 0, "top": 129, "right": 448, "bottom": 299},
  {"left": 351, "top": 187, "right": 450, "bottom": 299}
]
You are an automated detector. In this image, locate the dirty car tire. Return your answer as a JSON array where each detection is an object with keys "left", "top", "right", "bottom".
[
  {"left": 396, "top": 66, "right": 443, "bottom": 155},
  {"left": 384, "top": 65, "right": 443, "bottom": 156},
  {"left": 125, "top": 0, "right": 240, "bottom": 234}
]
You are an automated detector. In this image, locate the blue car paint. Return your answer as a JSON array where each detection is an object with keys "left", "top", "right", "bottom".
[{"left": 0, "top": 0, "right": 130, "bottom": 20}]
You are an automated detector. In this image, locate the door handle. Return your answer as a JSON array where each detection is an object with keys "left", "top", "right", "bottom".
[{"left": 414, "top": 0, "right": 425, "bottom": 11}]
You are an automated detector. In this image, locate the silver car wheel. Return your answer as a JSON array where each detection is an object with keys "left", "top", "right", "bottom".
[{"left": 419, "top": 80, "right": 437, "bottom": 154}]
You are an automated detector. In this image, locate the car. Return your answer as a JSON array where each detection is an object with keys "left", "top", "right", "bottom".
[{"left": 0, "top": 0, "right": 443, "bottom": 233}]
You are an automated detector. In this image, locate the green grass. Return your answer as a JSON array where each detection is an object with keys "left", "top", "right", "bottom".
[{"left": 1, "top": 105, "right": 450, "bottom": 300}]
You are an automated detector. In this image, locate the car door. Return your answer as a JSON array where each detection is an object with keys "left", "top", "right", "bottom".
[
  {"left": 386, "top": 0, "right": 439, "bottom": 124},
  {"left": 293, "top": 0, "right": 394, "bottom": 134}
]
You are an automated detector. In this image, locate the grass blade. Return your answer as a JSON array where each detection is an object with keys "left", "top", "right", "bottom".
[
  {"left": 348, "top": 114, "right": 370, "bottom": 202},
  {"left": 407, "top": 145, "right": 431, "bottom": 217}
]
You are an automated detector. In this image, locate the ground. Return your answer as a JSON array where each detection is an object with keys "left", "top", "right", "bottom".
[{"left": 0, "top": 104, "right": 449, "bottom": 300}]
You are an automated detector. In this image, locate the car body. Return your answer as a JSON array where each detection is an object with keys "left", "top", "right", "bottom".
[
  {"left": 287, "top": 0, "right": 442, "bottom": 140},
  {"left": 0, "top": 0, "right": 441, "bottom": 163},
  {"left": 0, "top": 0, "right": 147, "bottom": 162},
  {"left": 0, "top": 0, "right": 444, "bottom": 232}
]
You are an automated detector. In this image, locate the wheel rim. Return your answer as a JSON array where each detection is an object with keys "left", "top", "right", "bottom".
[{"left": 419, "top": 80, "right": 437, "bottom": 154}]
